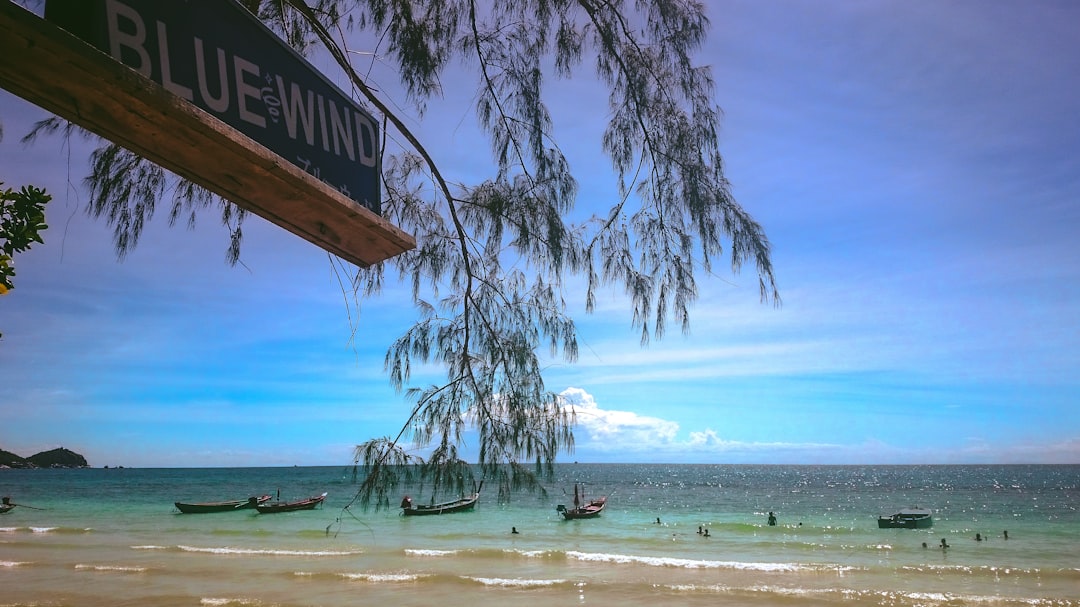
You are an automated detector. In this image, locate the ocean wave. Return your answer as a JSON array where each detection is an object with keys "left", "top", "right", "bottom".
[
  {"left": 201, "top": 598, "right": 265, "bottom": 606},
  {"left": 405, "top": 548, "right": 461, "bottom": 557},
  {"left": 566, "top": 550, "right": 858, "bottom": 573},
  {"left": 463, "top": 576, "right": 569, "bottom": 588},
  {"left": 660, "top": 583, "right": 1080, "bottom": 606},
  {"left": 0, "top": 560, "right": 31, "bottom": 567},
  {"left": 901, "top": 564, "right": 1042, "bottom": 576},
  {"left": 75, "top": 563, "right": 149, "bottom": 573},
  {"left": 821, "top": 542, "right": 896, "bottom": 552},
  {"left": 400, "top": 545, "right": 861, "bottom": 575},
  {"left": 405, "top": 547, "right": 562, "bottom": 561},
  {"left": 294, "top": 570, "right": 432, "bottom": 584},
  {"left": 339, "top": 572, "right": 432, "bottom": 583},
  {"left": 665, "top": 582, "right": 828, "bottom": 596},
  {"left": 176, "top": 545, "right": 363, "bottom": 557},
  {"left": 0, "top": 525, "right": 90, "bottom": 534},
  {"left": 899, "top": 563, "right": 1080, "bottom": 581},
  {"left": 887, "top": 590, "right": 1079, "bottom": 606},
  {"left": 504, "top": 548, "right": 557, "bottom": 558}
]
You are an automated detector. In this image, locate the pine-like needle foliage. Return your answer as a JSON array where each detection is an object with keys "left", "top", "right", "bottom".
[{"left": 22, "top": 0, "right": 779, "bottom": 507}]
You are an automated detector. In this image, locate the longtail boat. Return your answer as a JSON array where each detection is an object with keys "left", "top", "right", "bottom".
[
  {"left": 400, "top": 492, "right": 479, "bottom": 516},
  {"left": 400, "top": 481, "right": 482, "bottom": 516},
  {"left": 255, "top": 492, "right": 327, "bottom": 514},
  {"left": 174, "top": 494, "right": 272, "bottom": 514},
  {"left": 556, "top": 484, "right": 607, "bottom": 519}
]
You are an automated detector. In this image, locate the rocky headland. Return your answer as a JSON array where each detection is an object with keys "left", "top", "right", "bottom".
[{"left": 0, "top": 447, "right": 89, "bottom": 468}]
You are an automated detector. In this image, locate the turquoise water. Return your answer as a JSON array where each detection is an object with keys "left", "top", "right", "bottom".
[{"left": 2, "top": 464, "right": 1078, "bottom": 606}]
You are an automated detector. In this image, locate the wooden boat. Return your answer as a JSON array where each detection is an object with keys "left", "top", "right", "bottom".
[
  {"left": 174, "top": 494, "right": 272, "bottom": 514},
  {"left": 556, "top": 484, "right": 607, "bottom": 519},
  {"left": 400, "top": 492, "right": 479, "bottom": 516},
  {"left": 255, "top": 492, "right": 327, "bottom": 514},
  {"left": 878, "top": 507, "right": 933, "bottom": 529},
  {"left": 0, "top": 497, "right": 46, "bottom": 514},
  {"left": 401, "top": 481, "right": 482, "bottom": 516}
]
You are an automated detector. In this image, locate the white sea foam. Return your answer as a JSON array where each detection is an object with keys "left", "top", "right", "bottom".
[
  {"left": 177, "top": 545, "right": 362, "bottom": 556},
  {"left": 75, "top": 563, "right": 148, "bottom": 572},
  {"left": 30, "top": 526, "right": 57, "bottom": 533},
  {"left": 666, "top": 583, "right": 732, "bottom": 593},
  {"left": 200, "top": 598, "right": 263, "bottom": 606},
  {"left": 566, "top": 550, "right": 855, "bottom": 573},
  {"left": 405, "top": 548, "right": 460, "bottom": 557},
  {"left": 1, "top": 560, "right": 30, "bottom": 567},
  {"left": 465, "top": 576, "right": 565, "bottom": 587},
  {"left": 901, "top": 564, "right": 1041, "bottom": 576},
  {"left": 665, "top": 583, "right": 1038, "bottom": 606},
  {"left": 339, "top": 572, "right": 429, "bottom": 583},
  {"left": 665, "top": 578, "right": 816, "bottom": 591},
  {"left": 504, "top": 548, "right": 553, "bottom": 558},
  {"left": 666, "top": 583, "right": 826, "bottom": 597},
  {"left": 131, "top": 545, "right": 167, "bottom": 551},
  {"left": 904, "top": 592, "right": 956, "bottom": 602}
]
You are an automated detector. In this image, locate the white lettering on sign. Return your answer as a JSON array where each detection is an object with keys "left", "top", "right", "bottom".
[
  {"left": 233, "top": 56, "right": 266, "bottom": 128},
  {"left": 157, "top": 21, "right": 192, "bottom": 100},
  {"left": 194, "top": 38, "right": 229, "bottom": 113},
  {"left": 102, "top": 0, "right": 375, "bottom": 168},
  {"left": 276, "top": 77, "right": 316, "bottom": 148},
  {"left": 105, "top": 0, "right": 150, "bottom": 78},
  {"left": 328, "top": 98, "right": 352, "bottom": 161},
  {"left": 354, "top": 110, "right": 377, "bottom": 167}
]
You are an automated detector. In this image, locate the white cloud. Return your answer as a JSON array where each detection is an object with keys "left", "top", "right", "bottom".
[
  {"left": 559, "top": 387, "right": 840, "bottom": 459},
  {"left": 560, "top": 387, "right": 679, "bottom": 444},
  {"left": 557, "top": 388, "right": 1080, "bottom": 464}
]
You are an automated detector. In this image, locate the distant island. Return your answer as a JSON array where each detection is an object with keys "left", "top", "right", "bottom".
[{"left": 0, "top": 447, "right": 89, "bottom": 469}]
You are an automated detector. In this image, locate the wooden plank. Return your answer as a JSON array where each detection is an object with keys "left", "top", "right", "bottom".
[{"left": 0, "top": 2, "right": 415, "bottom": 267}]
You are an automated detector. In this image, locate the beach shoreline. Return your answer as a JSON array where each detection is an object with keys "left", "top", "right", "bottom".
[{"left": 2, "top": 464, "right": 1077, "bottom": 606}]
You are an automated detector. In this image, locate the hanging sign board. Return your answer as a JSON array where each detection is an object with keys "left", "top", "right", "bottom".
[
  {"left": 45, "top": 0, "right": 381, "bottom": 214},
  {"left": 0, "top": 2, "right": 413, "bottom": 267}
]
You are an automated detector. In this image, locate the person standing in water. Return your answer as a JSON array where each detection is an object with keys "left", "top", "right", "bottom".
[{"left": 767, "top": 512, "right": 777, "bottom": 526}]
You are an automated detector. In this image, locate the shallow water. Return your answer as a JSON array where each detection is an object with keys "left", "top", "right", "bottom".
[{"left": 2, "top": 464, "right": 1077, "bottom": 606}]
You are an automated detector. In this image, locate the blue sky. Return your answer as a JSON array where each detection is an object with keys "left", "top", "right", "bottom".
[{"left": 2, "top": 0, "right": 1078, "bottom": 467}]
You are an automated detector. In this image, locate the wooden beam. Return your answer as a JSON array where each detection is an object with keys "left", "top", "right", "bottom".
[{"left": 0, "top": 2, "right": 415, "bottom": 267}]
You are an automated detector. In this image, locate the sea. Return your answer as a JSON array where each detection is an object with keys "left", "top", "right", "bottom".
[{"left": 1, "top": 464, "right": 1077, "bottom": 607}]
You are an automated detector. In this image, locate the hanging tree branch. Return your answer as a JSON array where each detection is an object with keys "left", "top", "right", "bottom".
[{"left": 18, "top": 0, "right": 780, "bottom": 508}]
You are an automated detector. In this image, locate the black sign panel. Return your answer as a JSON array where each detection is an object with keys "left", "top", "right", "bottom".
[{"left": 46, "top": 0, "right": 380, "bottom": 214}]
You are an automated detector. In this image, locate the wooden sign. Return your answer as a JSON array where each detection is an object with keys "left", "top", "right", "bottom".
[
  {"left": 0, "top": 2, "right": 414, "bottom": 267},
  {"left": 46, "top": 0, "right": 382, "bottom": 214}
]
